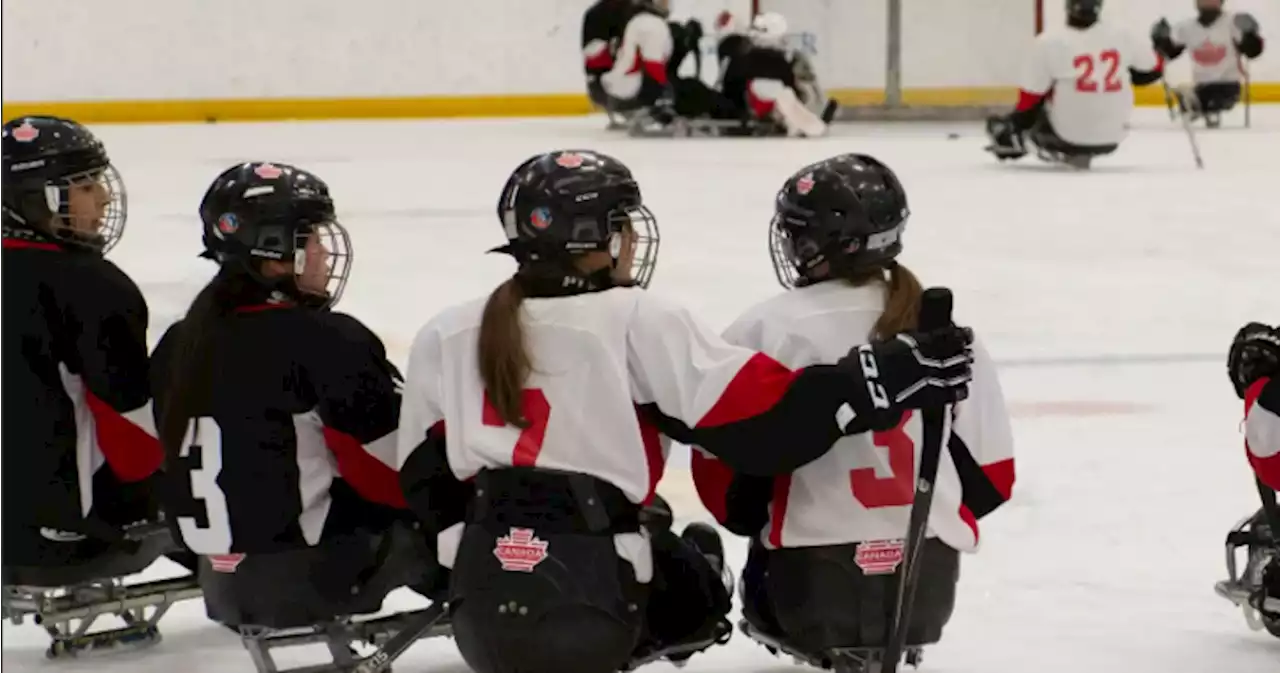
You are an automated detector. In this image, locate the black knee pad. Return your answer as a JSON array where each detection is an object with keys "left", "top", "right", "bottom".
[
  {"left": 450, "top": 523, "right": 645, "bottom": 673},
  {"left": 765, "top": 539, "right": 959, "bottom": 653},
  {"left": 644, "top": 529, "right": 730, "bottom": 648},
  {"left": 1196, "top": 82, "right": 1242, "bottom": 112}
]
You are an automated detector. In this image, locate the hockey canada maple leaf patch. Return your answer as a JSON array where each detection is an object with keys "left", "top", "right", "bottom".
[
  {"left": 555, "top": 152, "right": 585, "bottom": 169},
  {"left": 254, "top": 163, "right": 284, "bottom": 179},
  {"left": 207, "top": 553, "right": 246, "bottom": 573},
  {"left": 854, "top": 539, "right": 904, "bottom": 575},
  {"left": 493, "top": 527, "right": 549, "bottom": 572}
]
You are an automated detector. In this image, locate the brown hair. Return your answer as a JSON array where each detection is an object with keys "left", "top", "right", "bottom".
[
  {"left": 478, "top": 277, "right": 531, "bottom": 427},
  {"left": 845, "top": 262, "right": 923, "bottom": 339}
]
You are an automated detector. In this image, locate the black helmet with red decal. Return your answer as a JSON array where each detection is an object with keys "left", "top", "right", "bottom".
[{"left": 1, "top": 116, "right": 127, "bottom": 253}]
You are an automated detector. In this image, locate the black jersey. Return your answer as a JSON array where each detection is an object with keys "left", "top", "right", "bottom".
[
  {"left": 150, "top": 300, "right": 406, "bottom": 555},
  {"left": 582, "top": 0, "right": 635, "bottom": 74},
  {"left": 1, "top": 230, "right": 162, "bottom": 562},
  {"left": 720, "top": 43, "right": 797, "bottom": 109}
]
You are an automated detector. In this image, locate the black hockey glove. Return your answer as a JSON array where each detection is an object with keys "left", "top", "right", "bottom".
[
  {"left": 1228, "top": 322, "right": 1280, "bottom": 399},
  {"left": 1151, "top": 18, "right": 1172, "bottom": 42},
  {"left": 985, "top": 115, "right": 1027, "bottom": 161},
  {"left": 838, "top": 325, "right": 974, "bottom": 431}
]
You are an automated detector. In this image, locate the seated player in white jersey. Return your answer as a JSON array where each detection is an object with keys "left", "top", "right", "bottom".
[
  {"left": 986, "top": 0, "right": 1164, "bottom": 168},
  {"left": 1216, "top": 322, "right": 1280, "bottom": 635},
  {"left": 582, "top": 0, "right": 737, "bottom": 129},
  {"left": 715, "top": 11, "right": 832, "bottom": 137},
  {"left": 1151, "top": 0, "right": 1264, "bottom": 128},
  {"left": 395, "top": 150, "right": 977, "bottom": 673},
  {"left": 693, "top": 154, "right": 1016, "bottom": 669}
]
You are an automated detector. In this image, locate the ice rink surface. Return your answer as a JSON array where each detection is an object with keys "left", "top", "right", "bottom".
[{"left": 4, "top": 107, "right": 1279, "bottom": 672}]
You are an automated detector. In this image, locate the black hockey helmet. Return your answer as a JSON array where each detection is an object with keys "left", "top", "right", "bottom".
[
  {"left": 1066, "top": 0, "right": 1103, "bottom": 25},
  {"left": 494, "top": 149, "right": 659, "bottom": 288},
  {"left": 198, "top": 161, "right": 352, "bottom": 307},
  {"left": 2, "top": 116, "right": 127, "bottom": 253},
  {"left": 769, "top": 153, "right": 909, "bottom": 288}
]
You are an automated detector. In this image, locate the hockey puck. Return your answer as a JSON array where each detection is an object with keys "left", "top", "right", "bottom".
[{"left": 947, "top": 133, "right": 960, "bottom": 140}]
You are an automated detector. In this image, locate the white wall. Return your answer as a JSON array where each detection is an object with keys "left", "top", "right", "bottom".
[{"left": 2, "top": 0, "right": 1277, "bottom": 104}]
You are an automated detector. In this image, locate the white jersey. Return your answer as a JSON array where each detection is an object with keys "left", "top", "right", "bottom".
[
  {"left": 1173, "top": 14, "right": 1249, "bottom": 84},
  {"left": 706, "top": 281, "right": 1015, "bottom": 553},
  {"left": 1246, "top": 378, "right": 1280, "bottom": 490},
  {"left": 1020, "top": 22, "right": 1158, "bottom": 147}
]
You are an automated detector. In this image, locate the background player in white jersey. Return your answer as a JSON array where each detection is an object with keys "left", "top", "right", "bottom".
[
  {"left": 693, "top": 154, "right": 1015, "bottom": 668},
  {"left": 1151, "top": 0, "right": 1264, "bottom": 128},
  {"left": 1216, "top": 322, "right": 1280, "bottom": 635},
  {"left": 986, "top": 0, "right": 1164, "bottom": 168},
  {"left": 396, "top": 150, "right": 977, "bottom": 673},
  {"left": 714, "top": 11, "right": 832, "bottom": 137}
]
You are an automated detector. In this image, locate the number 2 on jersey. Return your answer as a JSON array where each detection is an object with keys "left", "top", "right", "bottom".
[
  {"left": 176, "top": 418, "right": 233, "bottom": 553},
  {"left": 849, "top": 411, "right": 915, "bottom": 508},
  {"left": 1074, "top": 49, "right": 1122, "bottom": 93},
  {"left": 482, "top": 389, "right": 552, "bottom": 466}
]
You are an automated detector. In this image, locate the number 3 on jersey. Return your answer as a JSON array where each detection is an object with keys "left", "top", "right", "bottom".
[
  {"left": 483, "top": 389, "right": 551, "bottom": 466},
  {"left": 849, "top": 411, "right": 915, "bottom": 508},
  {"left": 176, "top": 418, "right": 233, "bottom": 553},
  {"left": 1075, "top": 49, "right": 1123, "bottom": 93}
]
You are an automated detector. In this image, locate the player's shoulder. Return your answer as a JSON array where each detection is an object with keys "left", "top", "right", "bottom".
[
  {"left": 57, "top": 252, "right": 147, "bottom": 315},
  {"left": 410, "top": 294, "right": 489, "bottom": 351}
]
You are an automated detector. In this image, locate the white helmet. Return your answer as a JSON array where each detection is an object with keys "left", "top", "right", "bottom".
[{"left": 751, "top": 12, "right": 789, "bottom": 48}]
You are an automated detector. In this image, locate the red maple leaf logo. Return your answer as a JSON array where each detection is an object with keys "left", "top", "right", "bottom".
[
  {"left": 493, "top": 528, "right": 549, "bottom": 572},
  {"left": 11, "top": 122, "right": 39, "bottom": 142},
  {"left": 796, "top": 174, "right": 816, "bottom": 195},
  {"left": 254, "top": 163, "right": 284, "bottom": 179},
  {"left": 555, "top": 153, "right": 585, "bottom": 169},
  {"left": 1192, "top": 40, "right": 1227, "bottom": 66}
]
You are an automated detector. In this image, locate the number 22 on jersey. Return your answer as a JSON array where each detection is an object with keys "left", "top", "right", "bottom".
[
  {"left": 849, "top": 410, "right": 915, "bottom": 509},
  {"left": 1074, "top": 49, "right": 1122, "bottom": 93},
  {"left": 176, "top": 417, "right": 233, "bottom": 552}
]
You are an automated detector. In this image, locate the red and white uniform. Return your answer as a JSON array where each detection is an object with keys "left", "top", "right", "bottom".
[
  {"left": 1018, "top": 21, "right": 1160, "bottom": 146},
  {"left": 1245, "top": 378, "right": 1280, "bottom": 490},
  {"left": 398, "top": 286, "right": 856, "bottom": 576},
  {"left": 600, "top": 12, "right": 672, "bottom": 100},
  {"left": 694, "top": 281, "right": 1015, "bottom": 552},
  {"left": 1172, "top": 14, "right": 1253, "bottom": 84}
]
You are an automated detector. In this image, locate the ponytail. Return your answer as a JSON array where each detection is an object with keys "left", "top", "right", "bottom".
[
  {"left": 844, "top": 262, "right": 923, "bottom": 340},
  {"left": 478, "top": 278, "right": 531, "bottom": 427},
  {"left": 158, "top": 268, "right": 254, "bottom": 455}
]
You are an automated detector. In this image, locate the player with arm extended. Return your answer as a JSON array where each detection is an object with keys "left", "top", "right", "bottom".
[
  {"left": 694, "top": 154, "right": 1015, "bottom": 670},
  {"left": 986, "top": 0, "right": 1163, "bottom": 169},
  {"left": 151, "top": 162, "right": 445, "bottom": 637},
  {"left": 1216, "top": 322, "right": 1280, "bottom": 636},
  {"left": 717, "top": 11, "right": 831, "bottom": 137},
  {"left": 1151, "top": 0, "right": 1264, "bottom": 128},
  {"left": 2, "top": 116, "right": 168, "bottom": 571},
  {"left": 396, "top": 149, "right": 976, "bottom": 673},
  {"left": 582, "top": 0, "right": 632, "bottom": 110}
]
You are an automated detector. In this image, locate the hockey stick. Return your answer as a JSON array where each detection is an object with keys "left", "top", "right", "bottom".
[
  {"left": 1163, "top": 80, "right": 1176, "bottom": 121},
  {"left": 1164, "top": 76, "right": 1205, "bottom": 170},
  {"left": 1243, "top": 61, "right": 1252, "bottom": 129},
  {"left": 350, "top": 601, "right": 448, "bottom": 673},
  {"left": 882, "top": 287, "right": 954, "bottom": 673}
]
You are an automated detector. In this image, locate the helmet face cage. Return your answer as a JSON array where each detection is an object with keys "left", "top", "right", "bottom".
[
  {"left": 611, "top": 203, "right": 660, "bottom": 288},
  {"left": 36, "top": 163, "right": 127, "bottom": 253},
  {"left": 295, "top": 219, "right": 353, "bottom": 308},
  {"left": 768, "top": 213, "right": 804, "bottom": 288}
]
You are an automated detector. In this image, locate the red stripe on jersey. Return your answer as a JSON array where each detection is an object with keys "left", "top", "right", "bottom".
[
  {"left": 84, "top": 391, "right": 162, "bottom": 483},
  {"left": 637, "top": 408, "right": 666, "bottom": 506},
  {"left": 235, "top": 303, "right": 292, "bottom": 313},
  {"left": 767, "top": 475, "right": 792, "bottom": 548},
  {"left": 959, "top": 504, "right": 980, "bottom": 543},
  {"left": 696, "top": 353, "right": 799, "bottom": 428},
  {"left": 323, "top": 428, "right": 407, "bottom": 509},
  {"left": 585, "top": 51, "right": 614, "bottom": 71},
  {"left": 641, "top": 59, "right": 669, "bottom": 85},
  {"left": 1245, "top": 378, "right": 1280, "bottom": 489},
  {"left": 1015, "top": 89, "right": 1046, "bottom": 112},
  {"left": 746, "top": 81, "right": 776, "bottom": 120},
  {"left": 3, "top": 238, "right": 62, "bottom": 251},
  {"left": 982, "top": 458, "right": 1016, "bottom": 501},
  {"left": 691, "top": 451, "right": 733, "bottom": 524}
]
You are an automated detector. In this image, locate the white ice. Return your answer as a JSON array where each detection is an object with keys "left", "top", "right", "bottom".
[{"left": 5, "top": 107, "right": 1279, "bottom": 673}]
